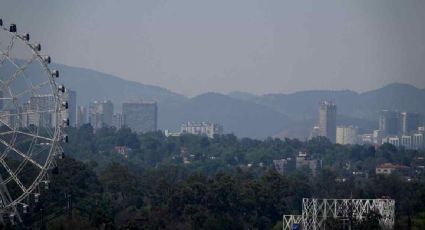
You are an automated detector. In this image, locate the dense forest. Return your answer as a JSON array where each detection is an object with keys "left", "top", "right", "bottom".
[{"left": 6, "top": 125, "right": 425, "bottom": 229}]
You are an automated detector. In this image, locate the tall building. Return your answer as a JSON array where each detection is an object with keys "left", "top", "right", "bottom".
[
  {"left": 89, "top": 100, "right": 114, "bottom": 129},
  {"left": 180, "top": 122, "right": 223, "bottom": 138},
  {"left": 122, "top": 101, "right": 157, "bottom": 133},
  {"left": 413, "top": 133, "right": 424, "bottom": 150},
  {"left": 401, "top": 112, "right": 421, "bottom": 134},
  {"left": 19, "top": 102, "right": 30, "bottom": 127},
  {"left": 76, "top": 106, "right": 87, "bottom": 127},
  {"left": 318, "top": 101, "right": 337, "bottom": 143},
  {"left": 336, "top": 126, "right": 358, "bottom": 145},
  {"left": 113, "top": 113, "right": 124, "bottom": 129},
  {"left": 373, "top": 130, "right": 384, "bottom": 145},
  {"left": 28, "top": 95, "right": 55, "bottom": 127},
  {"left": 400, "top": 135, "right": 412, "bottom": 149},
  {"left": 379, "top": 110, "right": 400, "bottom": 136},
  {"left": 0, "top": 110, "right": 12, "bottom": 128}
]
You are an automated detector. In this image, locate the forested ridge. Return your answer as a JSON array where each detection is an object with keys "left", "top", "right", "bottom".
[{"left": 7, "top": 125, "right": 425, "bottom": 229}]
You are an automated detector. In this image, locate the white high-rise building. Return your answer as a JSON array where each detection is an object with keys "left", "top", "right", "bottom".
[
  {"left": 89, "top": 100, "right": 114, "bottom": 129},
  {"left": 401, "top": 135, "right": 412, "bottom": 149},
  {"left": 373, "top": 130, "right": 384, "bottom": 145},
  {"left": 381, "top": 133, "right": 424, "bottom": 150},
  {"left": 413, "top": 133, "right": 424, "bottom": 150},
  {"left": 336, "top": 126, "right": 358, "bottom": 145}
]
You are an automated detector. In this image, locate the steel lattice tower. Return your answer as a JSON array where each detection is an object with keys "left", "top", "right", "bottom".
[{"left": 283, "top": 198, "right": 395, "bottom": 230}]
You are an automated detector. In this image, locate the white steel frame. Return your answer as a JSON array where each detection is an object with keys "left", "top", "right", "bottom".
[
  {"left": 283, "top": 198, "right": 395, "bottom": 230},
  {"left": 0, "top": 19, "right": 65, "bottom": 221}
]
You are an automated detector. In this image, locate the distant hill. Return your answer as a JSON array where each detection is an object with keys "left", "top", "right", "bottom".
[
  {"left": 357, "top": 83, "right": 425, "bottom": 118},
  {"left": 54, "top": 63, "right": 187, "bottom": 109},
  {"left": 250, "top": 83, "right": 425, "bottom": 121},
  {"left": 252, "top": 90, "right": 359, "bottom": 121},
  {"left": 14, "top": 62, "right": 424, "bottom": 139},
  {"left": 52, "top": 63, "right": 292, "bottom": 139},
  {"left": 227, "top": 91, "right": 258, "bottom": 101},
  {"left": 160, "top": 93, "right": 291, "bottom": 139}
]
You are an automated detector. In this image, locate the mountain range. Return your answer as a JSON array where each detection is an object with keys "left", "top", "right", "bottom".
[{"left": 46, "top": 63, "right": 425, "bottom": 139}]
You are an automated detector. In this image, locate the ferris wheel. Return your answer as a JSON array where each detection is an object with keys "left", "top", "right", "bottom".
[{"left": 0, "top": 19, "right": 67, "bottom": 222}]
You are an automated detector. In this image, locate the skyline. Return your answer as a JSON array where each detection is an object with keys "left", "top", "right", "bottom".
[
  {"left": 1, "top": 0, "right": 425, "bottom": 96},
  {"left": 1, "top": 2, "right": 425, "bottom": 228}
]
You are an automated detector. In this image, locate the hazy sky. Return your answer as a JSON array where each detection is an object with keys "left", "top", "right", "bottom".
[{"left": 1, "top": 0, "right": 425, "bottom": 96}]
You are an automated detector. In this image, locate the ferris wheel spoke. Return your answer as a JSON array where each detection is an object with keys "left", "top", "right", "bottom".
[
  {"left": 0, "top": 57, "right": 36, "bottom": 105},
  {"left": 0, "top": 36, "right": 15, "bottom": 68},
  {"left": 0, "top": 131, "right": 14, "bottom": 137},
  {"left": 0, "top": 158, "right": 27, "bottom": 193},
  {"left": 7, "top": 35, "right": 16, "bottom": 53},
  {"left": 0, "top": 117, "right": 16, "bottom": 133},
  {"left": 12, "top": 80, "right": 50, "bottom": 99},
  {"left": 0, "top": 109, "right": 55, "bottom": 118},
  {"left": 0, "top": 130, "right": 53, "bottom": 144},
  {"left": 0, "top": 138, "right": 43, "bottom": 170},
  {"left": 0, "top": 21, "right": 63, "bottom": 208},
  {"left": 11, "top": 130, "right": 53, "bottom": 142},
  {"left": 0, "top": 54, "right": 36, "bottom": 91},
  {"left": 0, "top": 136, "right": 41, "bottom": 185}
]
